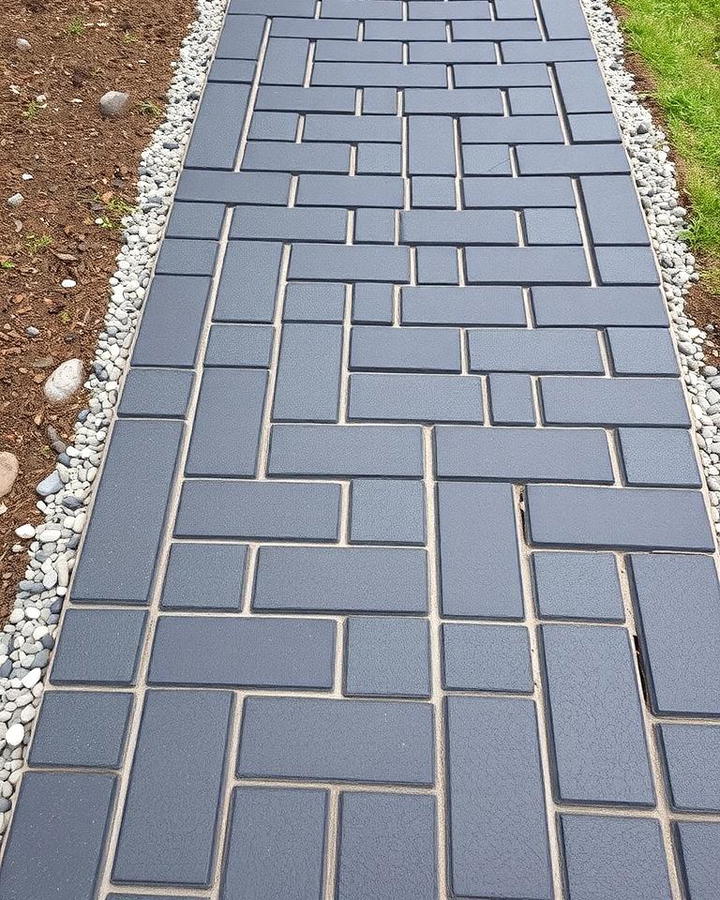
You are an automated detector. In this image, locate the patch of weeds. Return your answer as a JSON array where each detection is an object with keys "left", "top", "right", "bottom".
[
  {"left": 58, "top": 310, "right": 72, "bottom": 324},
  {"left": 139, "top": 99, "right": 163, "bottom": 117},
  {"left": 122, "top": 31, "right": 137, "bottom": 43},
  {"left": 91, "top": 192, "right": 135, "bottom": 229},
  {"left": 0, "top": 259, "right": 15, "bottom": 270},
  {"left": 67, "top": 18, "right": 86, "bottom": 36},
  {"left": 25, "top": 234, "right": 53, "bottom": 255},
  {"left": 22, "top": 100, "right": 43, "bottom": 120}
]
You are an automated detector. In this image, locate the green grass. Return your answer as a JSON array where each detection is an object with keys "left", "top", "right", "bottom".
[{"left": 615, "top": 0, "right": 720, "bottom": 291}]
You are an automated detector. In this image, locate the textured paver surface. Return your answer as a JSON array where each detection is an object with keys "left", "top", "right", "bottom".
[{"left": 2, "top": 1, "right": 720, "bottom": 898}]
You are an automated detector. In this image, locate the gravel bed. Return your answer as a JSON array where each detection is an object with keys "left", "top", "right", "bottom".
[
  {"left": 0, "top": 0, "right": 226, "bottom": 837},
  {"left": 582, "top": 0, "right": 720, "bottom": 524}
]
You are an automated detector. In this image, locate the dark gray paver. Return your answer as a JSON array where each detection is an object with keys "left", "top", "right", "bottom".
[
  {"left": 596, "top": 245, "right": 660, "bottom": 284},
  {"left": 541, "top": 624, "right": 655, "bottom": 805},
  {"left": 487, "top": 372, "right": 535, "bottom": 424},
  {"left": 561, "top": 815, "right": 672, "bottom": 900},
  {"left": 630, "top": 554, "right": 720, "bottom": 715},
  {"left": 289, "top": 243, "right": 410, "bottom": 282},
  {"left": 659, "top": 724, "right": 720, "bottom": 812},
  {"left": 205, "top": 323, "right": 273, "bottom": 367},
  {"left": 469, "top": 326, "right": 602, "bottom": 373},
  {"left": 402, "top": 285, "right": 527, "bottom": 325},
  {"left": 214, "top": 241, "right": 283, "bottom": 322},
  {"left": 435, "top": 425, "right": 613, "bottom": 483},
  {"left": 618, "top": 426, "right": 701, "bottom": 486},
  {"left": 149, "top": 616, "right": 335, "bottom": 688},
  {"left": 132, "top": 275, "right": 211, "bottom": 367},
  {"left": 466, "top": 246, "right": 590, "bottom": 284},
  {"left": 167, "top": 202, "right": 225, "bottom": 239},
  {"left": 113, "top": 690, "right": 232, "bottom": 886},
  {"left": 118, "top": 367, "right": 194, "bottom": 418},
  {"left": 285, "top": 281, "right": 346, "bottom": 322},
  {"left": 607, "top": 326, "right": 678, "bottom": 375},
  {"left": 527, "top": 484, "right": 714, "bottom": 551},
  {"left": 336, "top": 793, "right": 437, "bottom": 899},
  {"left": 349, "top": 373, "right": 483, "bottom": 422},
  {"left": 446, "top": 696, "right": 552, "bottom": 899},
  {"left": 437, "top": 481, "right": 523, "bottom": 618},
  {"left": 274, "top": 323, "right": 343, "bottom": 421},
  {"left": 0, "top": 772, "right": 116, "bottom": 900},
  {"left": 540, "top": 376, "right": 689, "bottom": 426},
  {"left": 231, "top": 205, "right": 347, "bottom": 242},
  {"left": 401, "top": 209, "right": 517, "bottom": 245},
  {"left": 345, "top": 616, "right": 430, "bottom": 697},
  {"left": 175, "top": 479, "right": 340, "bottom": 540},
  {"left": 350, "top": 325, "right": 461, "bottom": 372},
  {"left": 676, "top": 823, "right": 720, "bottom": 900},
  {"left": 155, "top": 239, "right": 218, "bottom": 275},
  {"left": 237, "top": 697, "right": 434, "bottom": 784},
  {"left": 254, "top": 546, "right": 427, "bottom": 613},
  {"left": 185, "top": 83, "right": 249, "bottom": 169},
  {"left": 532, "top": 285, "right": 668, "bottom": 326},
  {"left": 581, "top": 174, "right": 650, "bottom": 244},
  {"left": 51, "top": 609, "right": 146, "bottom": 686},
  {"left": 350, "top": 479, "right": 426, "bottom": 544},
  {"left": 268, "top": 423, "right": 424, "bottom": 476},
  {"left": 175, "top": 170, "right": 291, "bottom": 204},
  {"left": 186, "top": 368, "right": 267, "bottom": 476},
  {"left": 221, "top": 787, "right": 327, "bottom": 900},
  {"left": 461, "top": 114, "right": 563, "bottom": 143},
  {"left": 464, "top": 175, "right": 576, "bottom": 208},
  {"left": 442, "top": 623, "right": 532, "bottom": 692},
  {"left": 352, "top": 282, "right": 393, "bottom": 325},
  {"left": 532, "top": 551, "right": 624, "bottom": 621},
  {"left": 296, "top": 174, "right": 404, "bottom": 207},
  {"left": 161, "top": 542, "right": 247, "bottom": 609},
  {"left": 416, "top": 246, "right": 459, "bottom": 284},
  {"left": 29, "top": 691, "right": 133, "bottom": 768}
]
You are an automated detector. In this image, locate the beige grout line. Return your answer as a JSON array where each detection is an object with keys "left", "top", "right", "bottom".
[
  {"left": 234, "top": 17, "right": 272, "bottom": 173},
  {"left": 513, "top": 484, "right": 566, "bottom": 900},
  {"left": 254, "top": 243, "right": 291, "bottom": 481},
  {"left": 571, "top": 177, "right": 601, "bottom": 288},
  {"left": 208, "top": 695, "right": 244, "bottom": 900},
  {"left": 322, "top": 789, "right": 341, "bottom": 900},
  {"left": 423, "top": 428, "right": 450, "bottom": 900}
]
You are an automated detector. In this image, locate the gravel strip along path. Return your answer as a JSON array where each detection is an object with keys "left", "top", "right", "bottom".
[
  {"left": 2, "top": 0, "right": 720, "bottom": 897},
  {"left": 0, "top": 0, "right": 226, "bottom": 838}
]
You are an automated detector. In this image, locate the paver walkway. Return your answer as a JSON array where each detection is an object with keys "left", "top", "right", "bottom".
[{"left": 3, "top": 0, "right": 720, "bottom": 897}]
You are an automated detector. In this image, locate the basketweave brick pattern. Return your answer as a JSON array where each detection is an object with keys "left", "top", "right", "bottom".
[{"left": 2, "top": 0, "right": 720, "bottom": 898}]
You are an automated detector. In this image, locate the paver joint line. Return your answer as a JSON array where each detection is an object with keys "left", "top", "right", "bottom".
[{"left": 3, "top": 0, "right": 720, "bottom": 898}]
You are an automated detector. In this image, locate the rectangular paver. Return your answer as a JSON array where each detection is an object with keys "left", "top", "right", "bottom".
[
  {"left": 237, "top": 696, "right": 434, "bottom": 784},
  {"left": 254, "top": 546, "right": 427, "bottom": 613},
  {"left": 113, "top": 690, "right": 232, "bottom": 886},
  {"left": 446, "top": 696, "right": 552, "bottom": 899},
  {"left": 541, "top": 624, "right": 655, "bottom": 804}
]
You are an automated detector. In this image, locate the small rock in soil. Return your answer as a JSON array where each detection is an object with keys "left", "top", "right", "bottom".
[
  {"left": 0, "top": 453, "right": 19, "bottom": 499},
  {"left": 43, "top": 358, "right": 84, "bottom": 403},
  {"left": 25, "top": 326, "right": 40, "bottom": 337},
  {"left": 16, "top": 38, "right": 31, "bottom": 51},
  {"left": 60, "top": 278, "right": 77, "bottom": 289},
  {"left": 99, "top": 90, "right": 131, "bottom": 118},
  {"left": 14, "top": 524, "right": 35, "bottom": 540},
  {"left": 6, "top": 194, "right": 23, "bottom": 208}
]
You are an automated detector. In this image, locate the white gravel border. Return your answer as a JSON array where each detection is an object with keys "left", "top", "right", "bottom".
[
  {"left": 581, "top": 0, "right": 720, "bottom": 522},
  {"left": 0, "top": 0, "right": 226, "bottom": 837}
]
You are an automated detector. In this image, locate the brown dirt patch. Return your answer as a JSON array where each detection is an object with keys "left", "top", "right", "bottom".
[
  {"left": 610, "top": 1, "right": 720, "bottom": 359},
  {"left": 0, "top": 0, "right": 195, "bottom": 619}
]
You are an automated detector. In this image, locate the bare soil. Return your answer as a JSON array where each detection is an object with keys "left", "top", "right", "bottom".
[{"left": 0, "top": 0, "right": 194, "bottom": 619}]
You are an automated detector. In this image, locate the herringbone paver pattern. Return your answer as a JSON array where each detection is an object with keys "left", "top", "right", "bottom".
[{"left": 2, "top": 0, "right": 720, "bottom": 898}]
